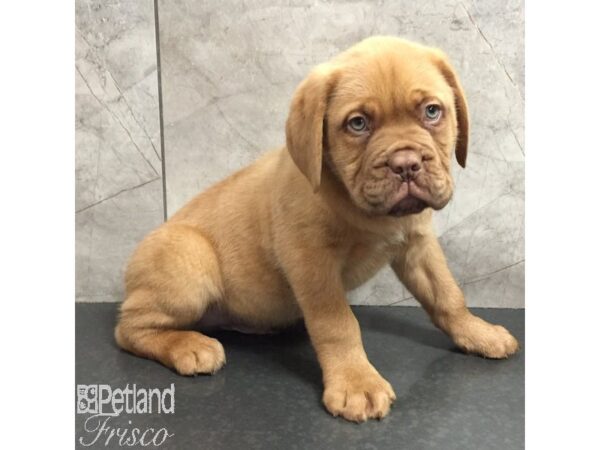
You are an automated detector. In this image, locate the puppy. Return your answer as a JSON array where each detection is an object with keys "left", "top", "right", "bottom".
[{"left": 115, "top": 36, "right": 519, "bottom": 422}]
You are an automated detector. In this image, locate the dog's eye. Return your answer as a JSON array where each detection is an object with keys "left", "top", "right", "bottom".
[
  {"left": 423, "top": 104, "right": 442, "bottom": 123},
  {"left": 347, "top": 115, "right": 369, "bottom": 134}
]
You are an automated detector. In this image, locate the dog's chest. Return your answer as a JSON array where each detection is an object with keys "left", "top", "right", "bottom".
[{"left": 341, "top": 240, "right": 398, "bottom": 290}]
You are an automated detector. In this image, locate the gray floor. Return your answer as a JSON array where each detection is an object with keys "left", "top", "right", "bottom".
[{"left": 76, "top": 304, "right": 524, "bottom": 450}]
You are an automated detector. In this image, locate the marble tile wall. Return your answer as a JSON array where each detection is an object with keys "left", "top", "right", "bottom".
[
  {"left": 76, "top": 0, "right": 163, "bottom": 302},
  {"left": 76, "top": 0, "right": 524, "bottom": 307}
]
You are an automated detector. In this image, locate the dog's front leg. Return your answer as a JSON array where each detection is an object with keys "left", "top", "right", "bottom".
[
  {"left": 391, "top": 231, "right": 519, "bottom": 358},
  {"left": 284, "top": 250, "right": 396, "bottom": 422}
]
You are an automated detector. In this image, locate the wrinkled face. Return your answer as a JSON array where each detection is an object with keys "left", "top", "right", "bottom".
[
  {"left": 286, "top": 37, "right": 469, "bottom": 217},
  {"left": 327, "top": 56, "right": 457, "bottom": 215}
]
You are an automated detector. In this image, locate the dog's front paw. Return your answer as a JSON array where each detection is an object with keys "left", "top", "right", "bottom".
[
  {"left": 322, "top": 364, "right": 396, "bottom": 422},
  {"left": 450, "top": 314, "right": 519, "bottom": 359}
]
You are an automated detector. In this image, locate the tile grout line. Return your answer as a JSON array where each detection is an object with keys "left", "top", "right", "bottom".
[{"left": 153, "top": 0, "right": 168, "bottom": 222}]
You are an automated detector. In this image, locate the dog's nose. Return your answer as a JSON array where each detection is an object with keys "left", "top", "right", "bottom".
[{"left": 388, "top": 149, "right": 422, "bottom": 181}]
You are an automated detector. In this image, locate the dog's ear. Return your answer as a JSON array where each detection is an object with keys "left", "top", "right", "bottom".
[
  {"left": 286, "top": 64, "right": 338, "bottom": 191},
  {"left": 431, "top": 50, "right": 470, "bottom": 168}
]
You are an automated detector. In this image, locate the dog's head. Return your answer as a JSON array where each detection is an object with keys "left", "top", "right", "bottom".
[{"left": 286, "top": 36, "right": 469, "bottom": 217}]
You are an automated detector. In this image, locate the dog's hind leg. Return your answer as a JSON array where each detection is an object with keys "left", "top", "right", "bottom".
[{"left": 115, "top": 224, "right": 226, "bottom": 375}]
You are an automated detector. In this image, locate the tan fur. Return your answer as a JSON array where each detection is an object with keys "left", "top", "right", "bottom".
[{"left": 115, "top": 36, "right": 518, "bottom": 423}]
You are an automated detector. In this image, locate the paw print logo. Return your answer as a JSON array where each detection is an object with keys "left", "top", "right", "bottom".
[{"left": 77, "top": 385, "right": 98, "bottom": 414}]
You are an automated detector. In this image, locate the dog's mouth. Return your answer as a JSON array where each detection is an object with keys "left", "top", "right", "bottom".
[
  {"left": 358, "top": 168, "right": 451, "bottom": 217},
  {"left": 387, "top": 182, "right": 430, "bottom": 216}
]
